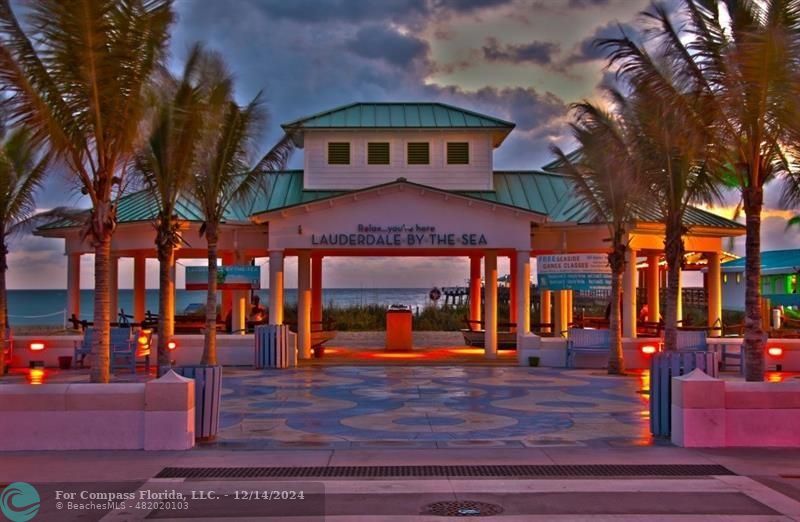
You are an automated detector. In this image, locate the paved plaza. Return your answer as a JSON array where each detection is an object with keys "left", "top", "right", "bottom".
[
  {"left": 3, "top": 364, "right": 800, "bottom": 520},
  {"left": 216, "top": 366, "right": 651, "bottom": 449}
]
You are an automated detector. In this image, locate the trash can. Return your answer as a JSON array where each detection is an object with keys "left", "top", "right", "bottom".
[
  {"left": 58, "top": 356, "right": 72, "bottom": 370},
  {"left": 386, "top": 304, "right": 413, "bottom": 352}
]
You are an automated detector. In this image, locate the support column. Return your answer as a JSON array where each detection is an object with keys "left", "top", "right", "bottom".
[
  {"left": 622, "top": 248, "right": 638, "bottom": 338},
  {"left": 469, "top": 255, "right": 482, "bottom": 323},
  {"left": 509, "top": 254, "right": 517, "bottom": 327},
  {"left": 516, "top": 251, "right": 531, "bottom": 336},
  {"left": 109, "top": 256, "right": 118, "bottom": 323},
  {"left": 297, "top": 251, "right": 311, "bottom": 359},
  {"left": 566, "top": 290, "right": 574, "bottom": 326},
  {"left": 646, "top": 253, "right": 660, "bottom": 322},
  {"left": 540, "top": 289, "right": 552, "bottom": 334},
  {"left": 554, "top": 290, "right": 567, "bottom": 336},
  {"left": 231, "top": 255, "right": 249, "bottom": 335},
  {"left": 268, "top": 251, "right": 284, "bottom": 325},
  {"left": 220, "top": 252, "right": 234, "bottom": 322},
  {"left": 311, "top": 255, "right": 323, "bottom": 325},
  {"left": 707, "top": 252, "right": 722, "bottom": 336},
  {"left": 484, "top": 250, "right": 498, "bottom": 359},
  {"left": 133, "top": 254, "right": 146, "bottom": 323},
  {"left": 66, "top": 253, "right": 81, "bottom": 321},
  {"left": 675, "top": 265, "right": 683, "bottom": 324}
]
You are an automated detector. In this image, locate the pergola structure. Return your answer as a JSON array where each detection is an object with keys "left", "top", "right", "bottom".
[{"left": 35, "top": 102, "right": 746, "bottom": 361}]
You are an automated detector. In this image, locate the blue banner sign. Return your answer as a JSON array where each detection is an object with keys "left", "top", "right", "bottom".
[
  {"left": 537, "top": 254, "right": 611, "bottom": 291},
  {"left": 185, "top": 265, "right": 261, "bottom": 290}
]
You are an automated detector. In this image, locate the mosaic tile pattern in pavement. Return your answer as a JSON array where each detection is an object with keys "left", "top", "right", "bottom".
[{"left": 215, "top": 366, "right": 654, "bottom": 449}]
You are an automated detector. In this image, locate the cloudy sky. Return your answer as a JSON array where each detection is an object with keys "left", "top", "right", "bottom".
[{"left": 8, "top": 0, "right": 799, "bottom": 289}]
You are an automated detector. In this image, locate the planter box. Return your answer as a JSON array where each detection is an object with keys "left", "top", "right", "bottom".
[
  {"left": 671, "top": 369, "right": 800, "bottom": 447},
  {"left": 0, "top": 371, "right": 194, "bottom": 451}
]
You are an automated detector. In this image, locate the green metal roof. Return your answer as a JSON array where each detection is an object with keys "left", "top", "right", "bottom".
[
  {"left": 722, "top": 249, "right": 800, "bottom": 274},
  {"left": 282, "top": 102, "right": 515, "bottom": 130},
  {"left": 37, "top": 188, "right": 246, "bottom": 231},
  {"left": 461, "top": 171, "right": 571, "bottom": 215},
  {"left": 38, "top": 170, "right": 744, "bottom": 234}
]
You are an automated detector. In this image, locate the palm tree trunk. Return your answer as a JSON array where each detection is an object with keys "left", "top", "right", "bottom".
[
  {"left": 0, "top": 238, "right": 7, "bottom": 377},
  {"left": 607, "top": 244, "right": 625, "bottom": 375},
  {"left": 91, "top": 233, "right": 112, "bottom": 383},
  {"left": 743, "top": 186, "right": 765, "bottom": 381},
  {"left": 156, "top": 241, "right": 175, "bottom": 374},
  {"left": 201, "top": 224, "right": 218, "bottom": 366},
  {"left": 663, "top": 219, "right": 683, "bottom": 352}
]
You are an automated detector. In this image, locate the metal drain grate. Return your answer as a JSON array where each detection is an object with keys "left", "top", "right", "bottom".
[
  {"left": 155, "top": 464, "right": 734, "bottom": 479},
  {"left": 423, "top": 500, "right": 503, "bottom": 517}
]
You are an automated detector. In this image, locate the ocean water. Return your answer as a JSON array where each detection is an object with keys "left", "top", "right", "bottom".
[{"left": 6, "top": 288, "right": 437, "bottom": 326}]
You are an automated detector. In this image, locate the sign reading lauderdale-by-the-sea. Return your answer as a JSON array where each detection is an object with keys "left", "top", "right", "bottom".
[{"left": 311, "top": 224, "right": 488, "bottom": 247}]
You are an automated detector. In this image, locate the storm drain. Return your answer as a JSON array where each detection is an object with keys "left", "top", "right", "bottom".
[
  {"left": 423, "top": 500, "right": 503, "bottom": 517},
  {"left": 155, "top": 464, "right": 734, "bottom": 479}
]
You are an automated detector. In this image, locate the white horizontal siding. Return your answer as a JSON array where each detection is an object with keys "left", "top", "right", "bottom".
[{"left": 303, "top": 130, "right": 494, "bottom": 191}]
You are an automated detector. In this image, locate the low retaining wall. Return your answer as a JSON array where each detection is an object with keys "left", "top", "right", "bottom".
[
  {"left": 0, "top": 371, "right": 195, "bottom": 451},
  {"left": 11, "top": 334, "right": 254, "bottom": 368},
  {"left": 517, "top": 334, "right": 658, "bottom": 369},
  {"left": 671, "top": 369, "right": 800, "bottom": 448},
  {"left": 518, "top": 334, "right": 800, "bottom": 370}
]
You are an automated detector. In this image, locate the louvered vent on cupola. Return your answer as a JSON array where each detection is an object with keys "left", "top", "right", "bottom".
[
  {"left": 327, "top": 142, "right": 350, "bottom": 165},
  {"left": 407, "top": 142, "right": 429, "bottom": 165},
  {"left": 447, "top": 142, "right": 469, "bottom": 165},
  {"left": 368, "top": 142, "right": 390, "bottom": 165}
]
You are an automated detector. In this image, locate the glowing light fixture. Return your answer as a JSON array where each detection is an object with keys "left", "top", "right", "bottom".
[
  {"left": 641, "top": 345, "right": 657, "bottom": 355},
  {"left": 29, "top": 341, "right": 45, "bottom": 351},
  {"left": 767, "top": 347, "right": 783, "bottom": 358},
  {"left": 367, "top": 352, "right": 425, "bottom": 359},
  {"left": 167, "top": 340, "right": 177, "bottom": 351},
  {"left": 28, "top": 368, "right": 45, "bottom": 385}
]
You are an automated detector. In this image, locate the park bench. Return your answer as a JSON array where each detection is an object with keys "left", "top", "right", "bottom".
[
  {"left": 74, "top": 327, "right": 151, "bottom": 373},
  {"left": 565, "top": 327, "right": 610, "bottom": 368},
  {"left": 675, "top": 330, "right": 708, "bottom": 351},
  {"left": 460, "top": 319, "right": 517, "bottom": 348}
]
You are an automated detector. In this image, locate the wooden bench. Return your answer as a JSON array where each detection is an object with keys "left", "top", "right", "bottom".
[
  {"left": 74, "top": 327, "right": 150, "bottom": 373},
  {"left": 460, "top": 319, "right": 517, "bottom": 348},
  {"left": 565, "top": 327, "right": 610, "bottom": 368},
  {"left": 675, "top": 330, "right": 707, "bottom": 351}
]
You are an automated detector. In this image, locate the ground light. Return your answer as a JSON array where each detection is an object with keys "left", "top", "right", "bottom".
[
  {"left": 365, "top": 352, "right": 427, "bottom": 359},
  {"left": 28, "top": 367, "right": 45, "bottom": 385},
  {"left": 767, "top": 346, "right": 783, "bottom": 371},
  {"left": 28, "top": 341, "right": 45, "bottom": 368}
]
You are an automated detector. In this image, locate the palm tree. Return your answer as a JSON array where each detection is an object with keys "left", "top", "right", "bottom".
[
  {"left": 595, "top": 0, "right": 800, "bottom": 381},
  {"left": 551, "top": 100, "right": 651, "bottom": 375},
  {"left": 598, "top": 10, "right": 724, "bottom": 352},
  {"left": 0, "top": 0, "right": 174, "bottom": 383},
  {"left": 134, "top": 44, "right": 229, "bottom": 373},
  {"left": 191, "top": 54, "right": 294, "bottom": 366},
  {"left": 0, "top": 127, "right": 50, "bottom": 376}
]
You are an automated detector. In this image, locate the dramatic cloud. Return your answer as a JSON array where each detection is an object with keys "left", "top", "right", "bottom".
[
  {"left": 8, "top": 0, "right": 795, "bottom": 290},
  {"left": 346, "top": 25, "right": 430, "bottom": 67},
  {"left": 568, "top": 0, "right": 611, "bottom": 7},
  {"left": 567, "top": 21, "right": 641, "bottom": 64},
  {"left": 482, "top": 37, "right": 560, "bottom": 65},
  {"left": 431, "top": 0, "right": 514, "bottom": 12},
  {"left": 244, "top": 0, "right": 428, "bottom": 23}
]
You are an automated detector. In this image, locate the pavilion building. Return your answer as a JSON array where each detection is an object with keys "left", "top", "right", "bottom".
[{"left": 36, "top": 102, "right": 745, "bottom": 363}]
